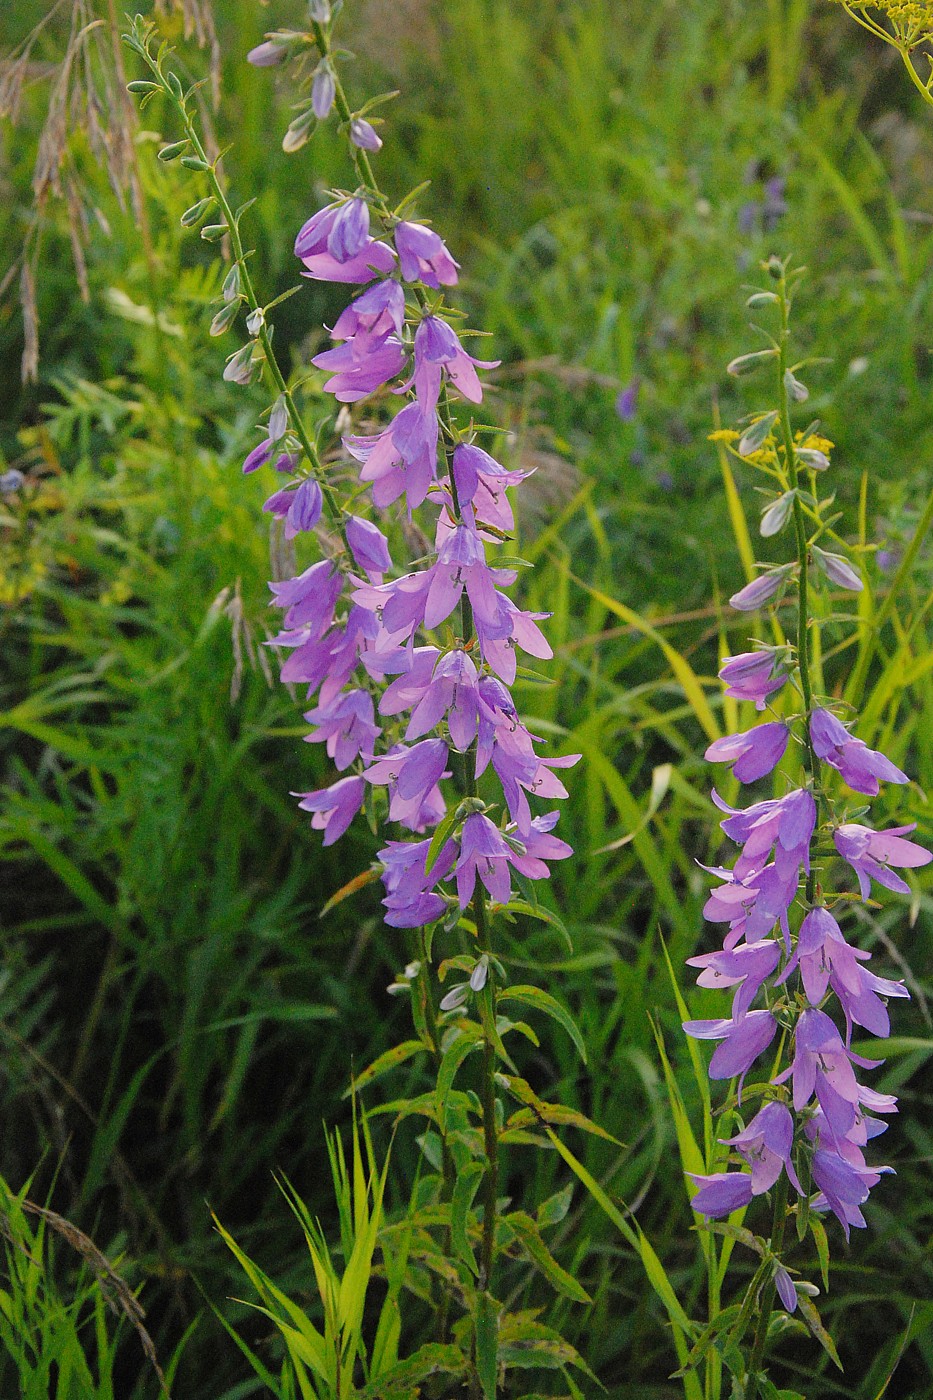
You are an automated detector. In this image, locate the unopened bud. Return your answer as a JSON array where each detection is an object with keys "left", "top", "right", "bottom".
[
  {"left": 350, "top": 118, "right": 383, "bottom": 152},
  {"left": 312, "top": 64, "right": 335, "bottom": 120},
  {"left": 247, "top": 40, "right": 287, "bottom": 67},
  {"left": 812, "top": 545, "right": 863, "bottom": 592},
  {"left": 737, "top": 411, "right": 778, "bottom": 456}
]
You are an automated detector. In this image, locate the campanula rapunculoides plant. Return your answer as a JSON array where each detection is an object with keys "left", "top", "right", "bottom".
[
  {"left": 680, "top": 258, "right": 929, "bottom": 1399},
  {"left": 123, "top": 8, "right": 604, "bottom": 1397}
]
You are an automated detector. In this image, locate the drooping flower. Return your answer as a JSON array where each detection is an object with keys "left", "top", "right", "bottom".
[
  {"left": 331, "top": 279, "right": 406, "bottom": 342},
  {"left": 729, "top": 565, "right": 794, "bottom": 612},
  {"left": 834, "top": 822, "right": 931, "bottom": 899},
  {"left": 312, "top": 334, "right": 407, "bottom": 403},
  {"left": 412, "top": 316, "right": 499, "bottom": 409},
  {"left": 346, "top": 515, "right": 393, "bottom": 580},
  {"left": 686, "top": 939, "right": 781, "bottom": 1021},
  {"left": 345, "top": 401, "right": 439, "bottom": 510},
  {"left": 718, "top": 650, "right": 788, "bottom": 710},
  {"left": 295, "top": 201, "right": 395, "bottom": 282},
  {"left": 350, "top": 117, "right": 382, "bottom": 152},
  {"left": 394, "top": 222, "right": 459, "bottom": 288},
  {"left": 810, "top": 708, "right": 908, "bottom": 796},
  {"left": 294, "top": 775, "right": 366, "bottom": 845},
  {"left": 379, "top": 836, "right": 457, "bottom": 928},
  {"left": 303, "top": 689, "right": 380, "bottom": 770},
  {"left": 682, "top": 1008, "right": 778, "bottom": 1087},
  {"left": 705, "top": 722, "right": 790, "bottom": 783},
  {"left": 455, "top": 812, "right": 518, "bottom": 908},
  {"left": 263, "top": 477, "right": 324, "bottom": 538}
]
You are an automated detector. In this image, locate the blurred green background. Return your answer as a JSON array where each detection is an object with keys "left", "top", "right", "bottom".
[{"left": 1, "top": 0, "right": 933, "bottom": 1394}]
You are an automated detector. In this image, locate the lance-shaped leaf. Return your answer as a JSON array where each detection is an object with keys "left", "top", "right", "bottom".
[
  {"left": 496, "top": 985, "right": 587, "bottom": 1063},
  {"left": 502, "top": 1211, "right": 591, "bottom": 1303}
]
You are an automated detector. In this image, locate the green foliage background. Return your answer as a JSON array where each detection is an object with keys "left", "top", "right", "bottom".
[{"left": 1, "top": 0, "right": 932, "bottom": 1394}]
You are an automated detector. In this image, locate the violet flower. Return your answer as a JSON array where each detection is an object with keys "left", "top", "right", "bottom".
[
  {"left": 682, "top": 1008, "right": 778, "bottom": 1087},
  {"left": 834, "top": 822, "right": 931, "bottom": 899},
  {"left": 412, "top": 316, "right": 499, "bottom": 409},
  {"left": 345, "top": 401, "right": 439, "bottom": 510},
  {"left": 295, "top": 201, "right": 395, "bottom": 283},
  {"left": 718, "top": 650, "right": 788, "bottom": 710},
  {"left": 395, "top": 222, "right": 460, "bottom": 288},
  {"left": 295, "top": 775, "right": 366, "bottom": 845},
  {"left": 705, "top": 722, "right": 790, "bottom": 782},
  {"left": 810, "top": 708, "right": 908, "bottom": 796}
]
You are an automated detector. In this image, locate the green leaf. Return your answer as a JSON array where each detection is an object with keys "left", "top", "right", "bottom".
[
  {"left": 671, "top": 1304, "right": 743, "bottom": 1378},
  {"left": 497, "top": 985, "right": 586, "bottom": 1063},
  {"left": 796, "top": 1293, "right": 843, "bottom": 1370},
  {"left": 424, "top": 806, "right": 460, "bottom": 875},
  {"left": 808, "top": 1215, "right": 830, "bottom": 1293},
  {"left": 499, "top": 1074, "right": 621, "bottom": 1143},
  {"left": 450, "top": 1162, "right": 484, "bottom": 1276},
  {"left": 503, "top": 1211, "right": 591, "bottom": 1303},
  {"left": 536, "top": 1184, "right": 573, "bottom": 1228},
  {"left": 475, "top": 1292, "right": 499, "bottom": 1400},
  {"left": 437, "top": 1027, "right": 483, "bottom": 1131},
  {"left": 345, "top": 1040, "right": 427, "bottom": 1096},
  {"left": 356, "top": 1342, "right": 465, "bottom": 1397},
  {"left": 499, "top": 900, "right": 573, "bottom": 953}
]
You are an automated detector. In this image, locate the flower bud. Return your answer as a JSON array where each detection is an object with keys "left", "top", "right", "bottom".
[
  {"left": 784, "top": 368, "right": 809, "bottom": 402},
  {"left": 312, "top": 64, "right": 335, "bottom": 119},
  {"left": 439, "top": 983, "right": 469, "bottom": 1011},
  {"left": 726, "top": 349, "right": 778, "bottom": 377},
  {"left": 283, "top": 109, "right": 315, "bottom": 154},
  {"left": 209, "top": 300, "right": 241, "bottom": 337},
  {"left": 728, "top": 565, "right": 793, "bottom": 612},
  {"left": 157, "top": 140, "right": 188, "bottom": 162},
  {"left": 268, "top": 396, "right": 289, "bottom": 441},
  {"left": 350, "top": 118, "right": 382, "bottom": 152},
  {"left": 0, "top": 469, "right": 25, "bottom": 495},
  {"left": 760, "top": 490, "right": 795, "bottom": 538},
  {"left": 309, "top": 0, "right": 331, "bottom": 21},
  {"left": 738, "top": 411, "right": 777, "bottom": 456},
  {"left": 247, "top": 40, "right": 287, "bottom": 67},
  {"left": 812, "top": 545, "right": 862, "bottom": 592},
  {"left": 223, "top": 342, "right": 260, "bottom": 385},
  {"left": 181, "top": 197, "right": 215, "bottom": 228}
]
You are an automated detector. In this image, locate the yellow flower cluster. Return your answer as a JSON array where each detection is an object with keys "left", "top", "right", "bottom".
[{"left": 835, "top": 0, "right": 933, "bottom": 41}]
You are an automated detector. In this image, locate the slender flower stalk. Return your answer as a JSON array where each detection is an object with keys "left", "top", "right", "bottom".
[
  {"left": 686, "top": 259, "right": 929, "bottom": 1397},
  {"left": 124, "top": 12, "right": 582, "bottom": 1395}
]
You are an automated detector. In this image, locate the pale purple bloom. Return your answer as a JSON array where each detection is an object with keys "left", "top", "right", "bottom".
[
  {"left": 402, "top": 649, "right": 480, "bottom": 750},
  {"left": 729, "top": 565, "right": 794, "bottom": 612},
  {"left": 810, "top": 708, "right": 908, "bottom": 797},
  {"left": 718, "top": 650, "right": 788, "bottom": 710},
  {"left": 682, "top": 1008, "right": 778, "bottom": 1087},
  {"left": 507, "top": 810, "right": 573, "bottom": 879},
  {"left": 295, "top": 775, "right": 365, "bottom": 846},
  {"left": 834, "top": 822, "right": 931, "bottom": 900},
  {"left": 452, "top": 443, "right": 527, "bottom": 532},
  {"left": 776, "top": 907, "right": 909, "bottom": 1042},
  {"left": 378, "top": 647, "right": 439, "bottom": 716},
  {"left": 478, "top": 596, "right": 553, "bottom": 686},
  {"left": 688, "top": 1171, "right": 753, "bottom": 1217},
  {"left": 394, "top": 222, "right": 459, "bottom": 288},
  {"left": 783, "top": 1008, "right": 875, "bottom": 1139},
  {"left": 379, "top": 836, "right": 456, "bottom": 928},
  {"left": 263, "top": 477, "right": 324, "bottom": 537},
  {"left": 346, "top": 515, "right": 393, "bottom": 580},
  {"left": 412, "top": 316, "right": 499, "bottom": 409},
  {"left": 364, "top": 739, "right": 450, "bottom": 830},
  {"left": 268, "top": 560, "right": 342, "bottom": 633},
  {"left": 687, "top": 939, "right": 781, "bottom": 1021},
  {"left": 295, "top": 202, "right": 395, "bottom": 283},
  {"left": 350, "top": 118, "right": 382, "bottom": 151},
  {"left": 303, "top": 689, "right": 379, "bottom": 770},
  {"left": 721, "top": 1101, "right": 802, "bottom": 1193},
  {"left": 717, "top": 788, "right": 816, "bottom": 884},
  {"left": 705, "top": 722, "right": 790, "bottom": 783},
  {"left": 455, "top": 812, "right": 517, "bottom": 908},
  {"left": 345, "top": 400, "right": 439, "bottom": 510},
  {"left": 312, "top": 334, "right": 407, "bottom": 403},
  {"left": 331, "top": 280, "right": 405, "bottom": 342},
  {"left": 810, "top": 1147, "right": 891, "bottom": 1239}
]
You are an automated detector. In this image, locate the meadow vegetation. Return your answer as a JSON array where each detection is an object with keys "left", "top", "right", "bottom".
[{"left": 1, "top": 0, "right": 932, "bottom": 1394}]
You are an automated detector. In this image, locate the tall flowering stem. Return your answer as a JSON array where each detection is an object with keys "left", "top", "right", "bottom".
[
  {"left": 125, "top": 8, "right": 588, "bottom": 1395},
  {"left": 686, "top": 257, "right": 930, "bottom": 1397}
]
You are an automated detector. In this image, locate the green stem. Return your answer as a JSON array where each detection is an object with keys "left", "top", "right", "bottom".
[
  {"left": 776, "top": 271, "right": 819, "bottom": 859},
  {"left": 745, "top": 1173, "right": 790, "bottom": 1400},
  {"left": 310, "top": 19, "right": 502, "bottom": 1373},
  {"left": 139, "top": 44, "right": 347, "bottom": 534},
  {"left": 899, "top": 45, "right": 933, "bottom": 111}
]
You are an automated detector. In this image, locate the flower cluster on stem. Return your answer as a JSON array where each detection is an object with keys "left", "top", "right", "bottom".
[{"left": 685, "top": 260, "right": 929, "bottom": 1391}]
